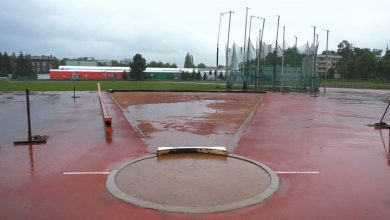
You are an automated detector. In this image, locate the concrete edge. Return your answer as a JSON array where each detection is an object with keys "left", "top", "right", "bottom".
[{"left": 106, "top": 153, "right": 279, "bottom": 214}]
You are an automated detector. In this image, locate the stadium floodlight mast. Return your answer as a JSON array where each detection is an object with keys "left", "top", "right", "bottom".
[
  {"left": 217, "top": 12, "right": 231, "bottom": 68},
  {"left": 322, "top": 28, "right": 329, "bottom": 94},
  {"left": 247, "top": 15, "right": 262, "bottom": 90},
  {"left": 256, "top": 17, "right": 265, "bottom": 92}
]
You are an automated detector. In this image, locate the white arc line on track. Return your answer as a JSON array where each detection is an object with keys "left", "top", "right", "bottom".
[
  {"left": 63, "top": 171, "right": 320, "bottom": 175},
  {"left": 276, "top": 171, "right": 320, "bottom": 174},
  {"left": 63, "top": 172, "right": 110, "bottom": 175}
]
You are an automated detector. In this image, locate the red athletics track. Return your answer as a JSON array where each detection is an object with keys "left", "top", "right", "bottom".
[{"left": 0, "top": 89, "right": 389, "bottom": 219}]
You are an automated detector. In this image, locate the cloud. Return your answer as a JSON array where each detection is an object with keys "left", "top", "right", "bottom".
[{"left": 0, "top": 0, "right": 389, "bottom": 67}]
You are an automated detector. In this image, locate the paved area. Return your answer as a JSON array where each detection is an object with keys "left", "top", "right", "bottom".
[{"left": 0, "top": 89, "right": 389, "bottom": 219}]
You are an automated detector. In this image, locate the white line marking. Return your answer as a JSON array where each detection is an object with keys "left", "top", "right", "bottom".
[
  {"left": 63, "top": 172, "right": 110, "bottom": 175},
  {"left": 276, "top": 171, "right": 320, "bottom": 174}
]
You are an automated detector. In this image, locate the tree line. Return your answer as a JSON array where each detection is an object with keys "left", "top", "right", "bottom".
[
  {"left": 251, "top": 40, "right": 390, "bottom": 80},
  {"left": 147, "top": 61, "right": 177, "bottom": 68},
  {"left": 0, "top": 52, "right": 37, "bottom": 79},
  {"left": 335, "top": 40, "right": 390, "bottom": 79},
  {"left": 183, "top": 52, "right": 208, "bottom": 68},
  {"left": 180, "top": 70, "right": 225, "bottom": 81}
]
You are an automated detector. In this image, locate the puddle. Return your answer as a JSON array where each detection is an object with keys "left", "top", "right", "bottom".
[
  {"left": 113, "top": 92, "right": 262, "bottom": 152},
  {"left": 123, "top": 99, "right": 232, "bottom": 151}
]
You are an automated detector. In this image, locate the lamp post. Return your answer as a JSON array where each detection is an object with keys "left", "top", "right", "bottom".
[
  {"left": 322, "top": 28, "right": 329, "bottom": 94},
  {"left": 225, "top": 11, "right": 234, "bottom": 89}
]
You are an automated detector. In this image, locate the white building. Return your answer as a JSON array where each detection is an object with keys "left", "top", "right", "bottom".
[{"left": 316, "top": 54, "right": 342, "bottom": 77}]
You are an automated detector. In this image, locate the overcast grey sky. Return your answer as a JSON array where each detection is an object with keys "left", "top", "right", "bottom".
[{"left": 0, "top": 0, "right": 389, "bottom": 67}]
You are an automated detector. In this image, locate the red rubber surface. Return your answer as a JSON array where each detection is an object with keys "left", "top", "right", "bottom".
[{"left": 0, "top": 89, "right": 389, "bottom": 219}]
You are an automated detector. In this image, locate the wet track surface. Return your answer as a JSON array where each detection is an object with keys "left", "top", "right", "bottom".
[
  {"left": 0, "top": 88, "right": 389, "bottom": 219},
  {"left": 111, "top": 92, "right": 263, "bottom": 152}
]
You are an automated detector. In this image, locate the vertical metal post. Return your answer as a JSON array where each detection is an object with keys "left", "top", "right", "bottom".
[
  {"left": 242, "top": 7, "right": 250, "bottom": 90},
  {"left": 257, "top": 18, "right": 265, "bottom": 92},
  {"left": 73, "top": 81, "right": 76, "bottom": 99},
  {"left": 256, "top": 29, "right": 261, "bottom": 92},
  {"left": 380, "top": 102, "right": 390, "bottom": 124},
  {"left": 26, "top": 89, "right": 32, "bottom": 141},
  {"left": 281, "top": 26, "right": 285, "bottom": 92},
  {"left": 217, "top": 13, "right": 224, "bottom": 67},
  {"left": 273, "top": 15, "right": 280, "bottom": 90},
  {"left": 311, "top": 26, "right": 316, "bottom": 93},
  {"left": 314, "top": 34, "right": 319, "bottom": 97},
  {"left": 323, "top": 29, "right": 329, "bottom": 94},
  {"left": 226, "top": 11, "right": 233, "bottom": 89}
]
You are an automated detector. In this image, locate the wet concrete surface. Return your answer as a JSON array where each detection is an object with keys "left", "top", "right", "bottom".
[
  {"left": 111, "top": 92, "right": 263, "bottom": 152},
  {"left": 114, "top": 153, "right": 271, "bottom": 207},
  {"left": 0, "top": 88, "right": 390, "bottom": 219}
]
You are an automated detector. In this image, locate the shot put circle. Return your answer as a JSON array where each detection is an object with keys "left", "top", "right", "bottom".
[{"left": 106, "top": 153, "right": 279, "bottom": 213}]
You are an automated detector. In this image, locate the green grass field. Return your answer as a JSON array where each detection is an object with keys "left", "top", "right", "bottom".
[
  {"left": 0, "top": 80, "right": 232, "bottom": 91},
  {"left": 321, "top": 79, "right": 390, "bottom": 89}
]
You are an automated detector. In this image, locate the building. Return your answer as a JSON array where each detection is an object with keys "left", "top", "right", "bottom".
[
  {"left": 50, "top": 66, "right": 129, "bottom": 80},
  {"left": 316, "top": 54, "right": 341, "bottom": 77},
  {"left": 49, "top": 66, "right": 222, "bottom": 81},
  {"left": 120, "top": 59, "right": 132, "bottom": 65},
  {"left": 26, "top": 55, "right": 58, "bottom": 75},
  {"left": 65, "top": 57, "right": 98, "bottom": 66}
]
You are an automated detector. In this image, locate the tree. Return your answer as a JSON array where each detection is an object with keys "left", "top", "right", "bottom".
[
  {"left": 147, "top": 61, "right": 178, "bottom": 68},
  {"left": 203, "top": 72, "right": 207, "bottom": 80},
  {"left": 122, "top": 71, "right": 128, "bottom": 80},
  {"left": 111, "top": 60, "right": 120, "bottom": 66},
  {"left": 196, "top": 70, "right": 201, "bottom": 80},
  {"left": 337, "top": 40, "right": 354, "bottom": 60},
  {"left": 15, "top": 52, "right": 34, "bottom": 78},
  {"left": 265, "top": 51, "right": 281, "bottom": 66},
  {"left": 191, "top": 69, "right": 196, "bottom": 80},
  {"left": 321, "top": 50, "right": 337, "bottom": 55},
  {"left": 197, "top": 63, "right": 206, "bottom": 68},
  {"left": 283, "top": 47, "right": 304, "bottom": 67},
  {"left": 184, "top": 52, "right": 195, "bottom": 68},
  {"left": 0, "top": 52, "right": 13, "bottom": 77},
  {"left": 130, "top": 54, "right": 146, "bottom": 80},
  {"left": 378, "top": 50, "right": 390, "bottom": 79},
  {"left": 373, "top": 49, "right": 383, "bottom": 57},
  {"left": 218, "top": 71, "right": 224, "bottom": 80},
  {"left": 0, "top": 53, "right": 4, "bottom": 77},
  {"left": 53, "top": 58, "right": 60, "bottom": 69},
  {"left": 336, "top": 40, "right": 355, "bottom": 79},
  {"left": 353, "top": 48, "right": 377, "bottom": 79}
]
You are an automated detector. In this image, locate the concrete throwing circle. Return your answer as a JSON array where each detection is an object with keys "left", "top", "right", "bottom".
[{"left": 106, "top": 154, "right": 279, "bottom": 213}]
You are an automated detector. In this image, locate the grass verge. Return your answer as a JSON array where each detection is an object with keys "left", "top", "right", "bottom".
[{"left": 0, "top": 80, "right": 232, "bottom": 91}]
